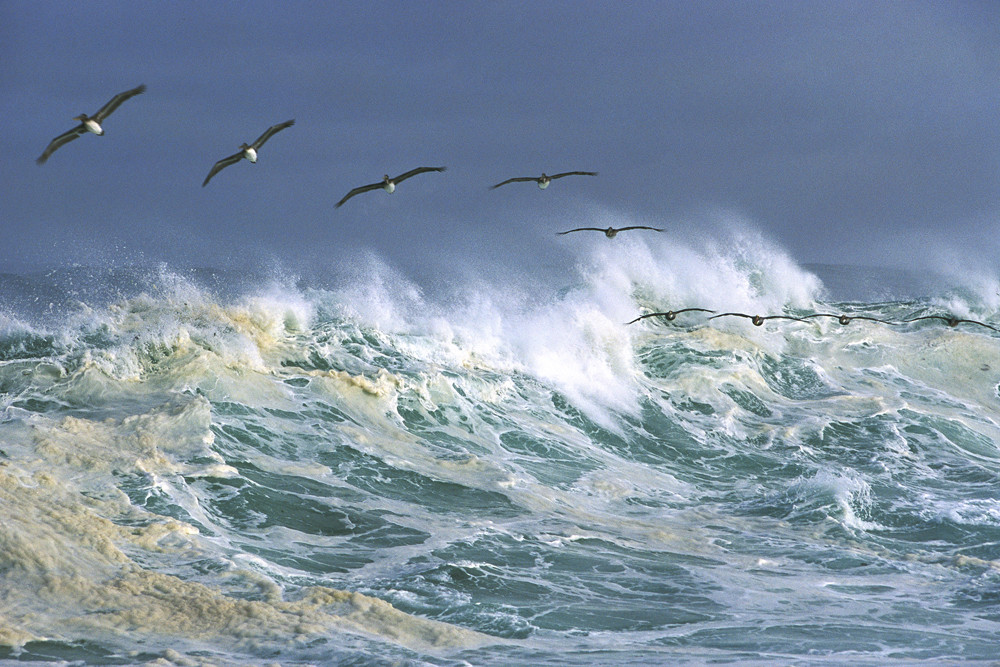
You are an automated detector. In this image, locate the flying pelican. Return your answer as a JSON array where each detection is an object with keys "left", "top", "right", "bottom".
[
  {"left": 202, "top": 119, "right": 295, "bottom": 186},
  {"left": 335, "top": 167, "right": 447, "bottom": 208},
  {"left": 903, "top": 315, "right": 998, "bottom": 332},
  {"left": 558, "top": 226, "right": 663, "bottom": 238},
  {"left": 491, "top": 171, "right": 597, "bottom": 190},
  {"left": 626, "top": 308, "right": 716, "bottom": 325},
  {"left": 803, "top": 313, "right": 895, "bottom": 326},
  {"left": 708, "top": 313, "right": 807, "bottom": 326},
  {"left": 36, "top": 84, "right": 147, "bottom": 165}
]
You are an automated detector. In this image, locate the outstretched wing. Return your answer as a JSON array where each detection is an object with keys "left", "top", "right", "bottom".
[
  {"left": 92, "top": 84, "right": 147, "bottom": 122},
  {"left": 805, "top": 313, "right": 894, "bottom": 325},
  {"left": 393, "top": 166, "right": 446, "bottom": 183},
  {"left": 335, "top": 182, "right": 383, "bottom": 208},
  {"left": 550, "top": 171, "right": 598, "bottom": 179},
  {"left": 618, "top": 226, "right": 664, "bottom": 232},
  {"left": 251, "top": 119, "right": 295, "bottom": 150},
  {"left": 491, "top": 176, "right": 538, "bottom": 189},
  {"left": 36, "top": 124, "right": 87, "bottom": 165},
  {"left": 626, "top": 313, "right": 661, "bottom": 325},
  {"left": 917, "top": 316, "right": 1000, "bottom": 332},
  {"left": 556, "top": 227, "right": 604, "bottom": 235},
  {"left": 762, "top": 315, "right": 807, "bottom": 322},
  {"left": 709, "top": 312, "right": 751, "bottom": 321},
  {"left": 961, "top": 319, "right": 1000, "bottom": 332},
  {"left": 202, "top": 151, "right": 245, "bottom": 187},
  {"left": 625, "top": 308, "right": 715, "bottom": 325}
]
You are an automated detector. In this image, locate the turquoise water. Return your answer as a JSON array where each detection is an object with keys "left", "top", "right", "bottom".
[{"left": 1, "top": 237, "right": 999, "bottom": 665}]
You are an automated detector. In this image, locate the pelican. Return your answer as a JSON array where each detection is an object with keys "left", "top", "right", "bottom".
[
  {"left": 336, "top": 167, "right": 447, "bottom": 208},
  {"left": 202, "top": 119, "right": 295, "bottom": 186},
  {"left": 903, "top": 315, "right": 998, "bottom": 332},
  {"left": 491, "top": 171, "right": 597, "bottom": 190},
  {"left": 626, "top": 308, "right": 715, "bottom": 325},
  {"left": 558, "top": 225, "right": 663, "bottom": 238},
  {"left": 36, "top": 84, "right": 146, "bottom": 165},
  {"left": 708, "top": 313, "right": 807, "bottom": 326},
  {"left": 803, "top": 313, "right": 895, "bottom": 326}
]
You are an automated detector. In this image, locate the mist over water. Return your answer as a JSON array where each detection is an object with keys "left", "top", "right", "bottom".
[{"left": 1, "top": 217, "right": 999, "bottom": 665}]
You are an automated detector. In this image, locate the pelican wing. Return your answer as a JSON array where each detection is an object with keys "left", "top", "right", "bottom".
[
  {"left": 556, "top": 227, "right": 604, "bottom": 235},
  {"left": 549, "top": 171, "right": 598, "bottom": 179},
  {"left": 965, "top": 319, "right": 1000, "bottom": 332},
  {"left": 763, "top": 315, "right": 807, "bottom": 322},
  {"left": 335, "top": 182, "right": 384, "bottom": 208},
  {"left": 202, "top": 151, "right": 245, "bottom": 187},
  {"left": 806, "top": 313, "right": 895, "bottom": 325},
  {"left": 709, "top": 312, "right": 752, "bottom": 321},
  {"left": 36, "top": 124, "right": 87, "bottom": 165},
  {"left": 903, "top": 315, "right": 1000, "bottom": 331},
  {"left": 491, "top": 176, "right": 539, "bottom": 189},
  {"left": 618, "top": 226, "right": 664, "bottom": 232},
  {"left": 393, "top": 166, "right": 446, "bottom": 183},
  {"left": 92, "top": 84, "right": 146, "bottom": 122},
  {"left": 251, "top": 119, "right": 295, "bottom": 150},
  {"left": 625, "top": 308, "right": 715, "bottom": 325},
  {"left": 923, "top": 317, "right": 1000, "bottom": 331},
  {"left": 626, "top": 312, "right": 663, "bottom": 325},
  {"left": 626, "top": 312, "right": 671, "bottom": 325}
]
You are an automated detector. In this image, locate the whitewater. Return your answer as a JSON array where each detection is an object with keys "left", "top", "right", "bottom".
[{"left": 1, "top": 227, "right": 999, "bottom": 665}]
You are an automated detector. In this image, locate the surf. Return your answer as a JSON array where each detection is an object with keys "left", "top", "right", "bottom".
[{"left": 1, "top": 222, "right": 999, "bottom": 665}]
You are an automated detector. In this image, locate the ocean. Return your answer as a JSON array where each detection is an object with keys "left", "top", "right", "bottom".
[{"left": 1, "top": 234, "right": 999, "bottom": 665}]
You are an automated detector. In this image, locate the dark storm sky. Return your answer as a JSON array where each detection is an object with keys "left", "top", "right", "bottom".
[{"left": 2, "top": 1, "right": 997, "bottom": 276}]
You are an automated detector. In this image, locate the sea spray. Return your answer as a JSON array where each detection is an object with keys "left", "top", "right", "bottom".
[{"left": 1, "top": 239, "right": 999, "bottom": 665}]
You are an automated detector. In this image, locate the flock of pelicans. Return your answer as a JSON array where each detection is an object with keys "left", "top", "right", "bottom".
[
  {"left": 34, "top": 87, "right": 1000, "bottom": 333},
  {"left": 34, "top": 85, "right": 656, "bottom": 237},
  {"left": 628, "top": 309, "right": 999, "bottom": 332}
]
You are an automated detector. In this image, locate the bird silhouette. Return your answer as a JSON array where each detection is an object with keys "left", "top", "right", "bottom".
[
  {"left": 202, "top": 119, "right": 295, "bottom": 186},
  {"left": 626, "top": 308, "right": 715, "bottom": 325},
  {"left": 708, "top": 313, "right": 807, "bottom": 326},
  {"left": 558, "top": 226, "right": 663, "bottom": 238},
  {"left": 903, "top": 315, "right": 998, "bottom": 332},
  {"left": 803, "top": 313, "right": 895, "bottom": 326},
  {"left": 491, "top": 171, "right": 597, "bottom": 189},
  {"left": 37, "top": 84, "right": 147, "bottom": 165},
  {"left": 336, "top": 166, "right": 446, "bottom": 207}
]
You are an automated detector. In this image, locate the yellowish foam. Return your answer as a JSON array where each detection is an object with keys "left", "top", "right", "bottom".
[{"left": 0, "top": 398, "right": 498, "bottom": 655}]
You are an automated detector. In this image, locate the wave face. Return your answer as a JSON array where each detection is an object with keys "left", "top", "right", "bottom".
[{"left": 2, "top": 235, "right": 999, "bottom": 665}]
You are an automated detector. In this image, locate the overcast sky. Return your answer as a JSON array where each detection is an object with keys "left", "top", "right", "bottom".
[{"left": 2, "top": 1, "right": 998, "bottom": 280}]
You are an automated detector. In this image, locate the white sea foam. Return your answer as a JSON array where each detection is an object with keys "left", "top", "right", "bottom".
[
  {"left": 2, "top": 229, "right": 1000, "bottom": 665},
  {"left": 308, "top": 215, "right": 829, "bottom": 424}
]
